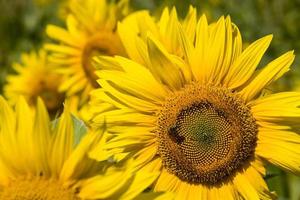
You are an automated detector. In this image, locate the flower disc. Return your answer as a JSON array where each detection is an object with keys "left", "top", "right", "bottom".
[{"left": 158, "top": 84, "right": 258, "bottom": 185}]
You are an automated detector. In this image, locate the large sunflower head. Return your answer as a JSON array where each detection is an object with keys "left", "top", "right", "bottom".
[
  {"left": 4, "top": 50, "right": 64, "bottom": 116},
  {"left": 45, "top": 0, "right": 128, "bottom": 103},
  {"left": 0, "top": 96, "right": 164, "bottom": 200},
  {"left": 89, "top": 7, "right": 300, "bottom": 199}
]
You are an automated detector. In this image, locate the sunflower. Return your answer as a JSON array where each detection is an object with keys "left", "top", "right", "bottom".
[
  {"left": 45, "top": 0, "right": 128, "bottom": 105},
  {"left": 0, "top": 96, "right": 166, "bottom": 200},
  {"left": 4, "top": 50, "right": 64, "bottom": 116},
  {"left": 89, "top": 8, "right": 300, "bottom": 199}
]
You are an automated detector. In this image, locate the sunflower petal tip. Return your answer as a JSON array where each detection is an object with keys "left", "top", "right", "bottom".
[
  {"left": 16, "top": 95, "right": 28, "bottom": 106},
  {"left": 199, "top": 14, "right": 208, "bottom": 23},
  {"left": 63, "top": 101, "right": 71, "bottom": 113},
  {"left": 36, "top": 96, "right": 48, "bottom": 111},
  {"left": 188, "top": 5, "right": 194, "bottom": 10},
  {"left": 265, "top": 34, "right": 273, "bottom": 41},
  {"left": 36, "top": 96, "right": 43, "bottom": 104},
  {"left": 45, "top": 24, "right": 55, "bottom": 35}
]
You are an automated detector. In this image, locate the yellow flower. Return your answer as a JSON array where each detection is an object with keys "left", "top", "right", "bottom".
[
  {"left": 45, "top": 0, "right": 128, "bottom": 105},
  {"left": 4, "top": 50, "right": 64, "bottom": 116},
  {"left": 89, "top": 8, "right": 299, "bottom": 199},
  {"left": 0, "top": 96, "right": 163, "bottom": 200}
]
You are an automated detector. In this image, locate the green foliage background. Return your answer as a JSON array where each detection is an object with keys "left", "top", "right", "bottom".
[{"left": 0, "top": 0, "right": 300, "bottom": 199}]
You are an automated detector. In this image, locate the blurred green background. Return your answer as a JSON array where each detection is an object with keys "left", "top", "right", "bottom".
[{"left": 0, "top": 0, "right": 300, "bottom": 199}]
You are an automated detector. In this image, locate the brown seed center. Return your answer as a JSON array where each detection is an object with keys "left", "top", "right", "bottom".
[{"left": 157, "top": 84, "right": 258, "bottom": 185}]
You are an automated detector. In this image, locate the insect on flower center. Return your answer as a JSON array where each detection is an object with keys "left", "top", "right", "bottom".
[
  {"left": 0, "top": 176, "right": 79, "bottom": 200},
  {"left": 157, "top": 84, "right": 258, "bottom": 185},
  {"left": 82, "top": 32, "right": 124, "bottom": 87}
]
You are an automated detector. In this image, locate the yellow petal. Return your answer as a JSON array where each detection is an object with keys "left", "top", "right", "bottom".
[
  {"left": 66, "top": 15, "right": 83, "bottom": 40},
  {"left": 115, "top": 56, "right": 168, "bottom": 96},
  {"left": 205, "top": 16, "right": 226, "bottom": 83},
  {"left": 0, "top": 97, "right": 19, "bottom": 171},
  {"left": 94, "top": 55, "right": 122, "bottom": 70},
  {"left": 176, "top": 181, "right": 192, "bottom": 200},
  {"left": 131, "top": 144, "right": 157, "bottom": 171},
  {"left": 147, "top": 35, "right": 184, "bottom": 90},
  {"left": 119, "top": 171, "right": 160, "bottom": 200},
  {"left": 218, "top": 16, "right": 242, "bottom": 83},
  {"left": 158, "top": 8, "right": 170, "bottom": 38},
  {"left": 78, "top": 169, "right": 132, "bottom": 199},
  {"left": 135, "top": 10, "right": 159, "bottom": 39},
  {"left": 103, "top": 127, "right": 155, "bottom": 150},
  {"left": 117, "top": 12, "right": 147, "bottom": 64},
  {"left": 44, "top": 44, "right": 81, "bottom": 56},
  {"left": 0, "top": 96, "right": 16, "bottom": 141},
  {"left": 182, "top": 6, "right": 197, "bottom": 43},
  {"left": 46, "top": 25, "right": 83, "bottom": 48},
  {"left": 192, "top": 15, "right": 209, "bottom": 81},
  {"left": 177, "top": 24, "right": 193, "bottom": 83},
  {"left": 49, "top": 107, "right": 74, "bottom": 176},
  {"left": 31, "top": 97, "right": 51, "bottom": 174},
  {"left": 88, "top": 131, "right": 121, "bottom": 162},
  {"left": 249, "top": 92, "right": 300, "bottom": 122},
  {"left": 98, "top": 79, "right": 158, "bottom": 112},
  {"left": 240, "top": 51, "right": 295, "bottom": 101},
  {"left": 60, "top": 130, "right": 102, "bottom": 183},
  {"left": 69, "top": 0, "right": 97, "bottom": 33},
  {"left": 225, "top": 35, "right": 273, "bottom": 89},
  {"left": 99, "top": 70, "right": 163, "bottom": 102},
  {"left": 249, "top": 160, "right": 274, "bottom": 199},
  {"left": 233, "top": 171, "right": 260, "bottom": 200},
  {"left": 14, "top": 97, "right": 34, "bottom": 172},
  {"left": 257, "top": 128, "right": 300, "bottom": 175},
  {"left": 155, "top": 169, "right": 180, "bottom": 193},
  {"left": 102, "top": 56, "right": 168, "bottom": 101}
]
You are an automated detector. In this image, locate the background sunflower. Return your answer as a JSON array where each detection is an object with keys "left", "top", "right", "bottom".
[{"left": 0, "top": 0, "right": 300, "bottom": 199}]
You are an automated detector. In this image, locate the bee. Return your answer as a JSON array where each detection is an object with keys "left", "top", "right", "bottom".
[{"left": 168, "top": 125, "right": 185, "bottom": 145}]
